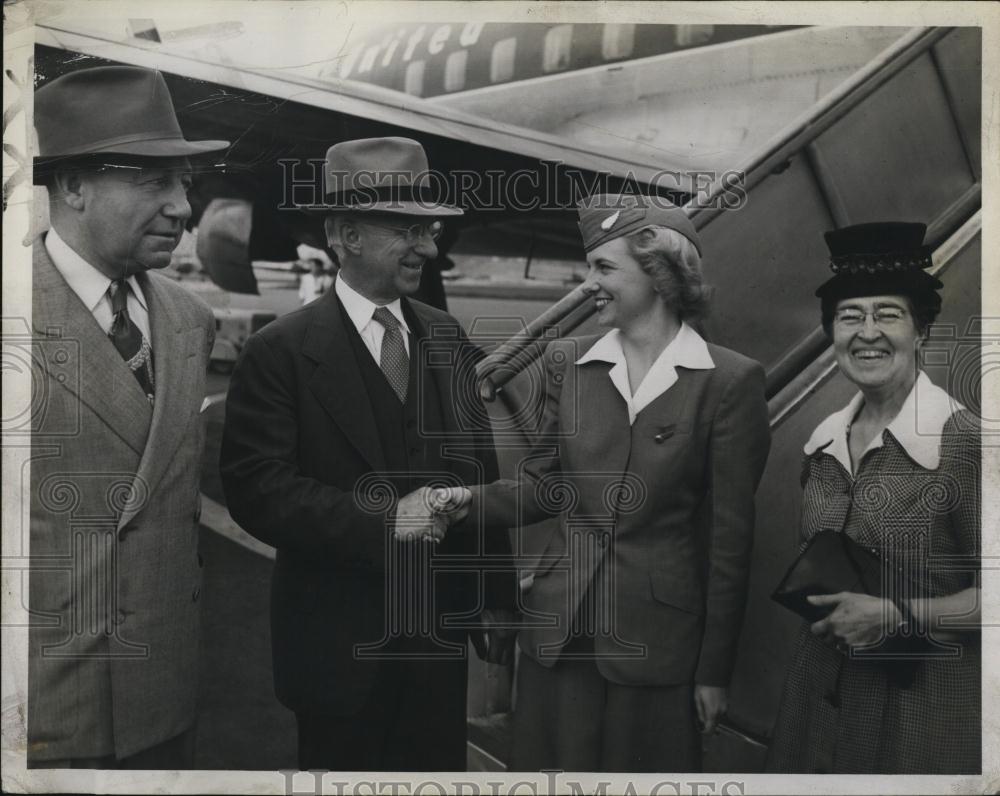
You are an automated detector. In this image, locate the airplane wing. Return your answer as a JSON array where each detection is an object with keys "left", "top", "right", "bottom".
[
  {"left": 36, "top": 23, "right": 699, "bottom": 185},
  {"left": 34, "top": 22, "right": 699, "bottom": 292}
]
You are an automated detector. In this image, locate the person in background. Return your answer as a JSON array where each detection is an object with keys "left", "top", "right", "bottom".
[
  {"left": 297, "top": 256, "right": 334, "bottom": 305},
  {"left": 766, "top": 222, "right": 981, "bottom": 774},
  {"left": 411, "top": 220, "right": 458, "bottom": 311},
  {"left": 29, "top": 65, "right": 227, "bottom": 768}
]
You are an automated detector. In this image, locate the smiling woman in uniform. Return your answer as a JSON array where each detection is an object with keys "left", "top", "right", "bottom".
[
  {"left": 766, "top": 222, "right": 981, "bottom": 774},
  {"left": 447, "top": 194, "right": 771, "bottom": 771}
]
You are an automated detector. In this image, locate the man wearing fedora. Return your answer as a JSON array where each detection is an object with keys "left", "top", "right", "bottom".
[
  {"left": 28, "top": 65, "right": 227, "bottom": 768},
  {"left": 220, "top": 137, "right": 515, "bottom": 770}
]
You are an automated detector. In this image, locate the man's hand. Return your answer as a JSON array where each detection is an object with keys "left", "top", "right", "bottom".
[
  {"left": 393, "top": 487, "right": 448, "bottom": 542},
  {"left": 808, "top": 592, "right": 902, "bottom": 652},
  {"left": 430, "top": 486, "right": 472, "bottom": 521},
  {"left": 694, "top": 685, "right": 728, "bottom": 734},
  {"left": 392, "top": 486, "right": 472, "bottom": 542}
]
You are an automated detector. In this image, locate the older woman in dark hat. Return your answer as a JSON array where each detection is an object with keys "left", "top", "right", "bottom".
[
  {"left": 766, "top": 222, "right": 981, "bottom": 774},
  {"left": 443, "top": 194, "right": 770, "bottom": 771}
]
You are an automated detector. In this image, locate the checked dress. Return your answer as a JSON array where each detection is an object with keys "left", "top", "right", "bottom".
[{"left": 766, "top": 374, "right": 981, "bottom": 774}]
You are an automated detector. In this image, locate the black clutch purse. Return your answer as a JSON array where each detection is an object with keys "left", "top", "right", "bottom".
[
  {"left": 771, "top": 529, "right": 941, "bottom": 681},
  {"left": 771, "top": 529, "right": 884, "bottom": 624}
]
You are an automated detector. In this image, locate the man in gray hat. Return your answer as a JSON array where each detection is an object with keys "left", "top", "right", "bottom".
[
  {"left": 220, "top": 137, "right": 515, "bottom": 770},
  {"left": 28, "top": 65, "right": 228, "bottom": 768}
]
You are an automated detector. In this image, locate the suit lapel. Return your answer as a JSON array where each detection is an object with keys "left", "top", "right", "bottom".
[
  {"left": 636, "top": 367, "right": 697, "bottom": 437},
  {"left": 576, "top": 357, "right": 632, "bottom": 475},
  {"left": 119, "top": 272, "right": 202, "bottom": 528},
  {"left": 404, "top": 300, "right": 462, "bottom": 445},
  {"left": 32, "top": 241, "right": 151, "bottom": 456},
  {"left": 303, "top": 291, "right": 386, "bottom": 471}
]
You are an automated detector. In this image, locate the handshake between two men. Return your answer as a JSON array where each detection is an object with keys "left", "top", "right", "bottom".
[{"left": 392, "top": 485, "right": 474, "bottom": 542}]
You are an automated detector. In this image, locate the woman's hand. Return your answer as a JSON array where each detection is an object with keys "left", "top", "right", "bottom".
[
  {"left": 694, "top": 685, "right": 728, "bottom": 734},
  {"left": 430, "top": 486, "right": 472, "bottom": 525},
  {"left": 808, "top": 592, "right": 902, "bottom": 650}
]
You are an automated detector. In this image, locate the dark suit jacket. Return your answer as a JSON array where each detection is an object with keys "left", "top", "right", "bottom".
[
  {"left": 29, "top": 239, "right": 214, "bottom": 761},
  {"left": 471, "top": 336, "right": 770, "bottom": 687},
  {"left": 219, "top": 285, "right": 513, "bottom": 715}
]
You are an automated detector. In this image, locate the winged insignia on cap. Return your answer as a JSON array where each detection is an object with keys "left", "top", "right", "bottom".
[{"left": 600, "top": 210, "right": 620, "bottom": 231}]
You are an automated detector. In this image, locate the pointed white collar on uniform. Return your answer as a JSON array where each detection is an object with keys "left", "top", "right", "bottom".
[
  {"left": 804, "top": 370, "right": 964, "bottom": 471},
  {"left": 576, "top": 322, "right": 714, "bottom": 425}
]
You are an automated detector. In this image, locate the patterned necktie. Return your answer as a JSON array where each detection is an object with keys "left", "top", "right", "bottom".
[
  {"left": 372, "top": 306, "right": 408, "bottom": 403},
  {"left": 108, "top": 279, "right": 155, "bottom": 401}
]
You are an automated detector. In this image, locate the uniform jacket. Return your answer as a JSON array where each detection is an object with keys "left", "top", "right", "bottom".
[
  {"left": 472, "top": 335, "right": 771, "bottom": 687},
  {"left": 219, "top": 284, "right": 514, "bottom": 715},
  {"left": 28, "top": 239, "right": 215, "bottom": 761}
]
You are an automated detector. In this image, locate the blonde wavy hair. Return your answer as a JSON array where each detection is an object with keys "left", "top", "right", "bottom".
[{"left": 624, "top": 226, "right": 711, "bottom": 320}]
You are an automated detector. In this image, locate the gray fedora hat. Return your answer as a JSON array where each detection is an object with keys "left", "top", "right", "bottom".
[
  {"left": 318, "top": 137, "right": 463, "bottom": 217},
  {"left": 33, "top": 65, "right": 229, "bottom": 181}
]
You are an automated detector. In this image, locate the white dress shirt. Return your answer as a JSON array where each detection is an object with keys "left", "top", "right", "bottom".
[
  {"left": 576, "top": 322, "right": 715, "bottom": 425},
  {"left": 45, "top": 227, "right": 152, "bottom": 342},
  {"left": 335, "top": 274, "right": 412, "bottom": 362}
]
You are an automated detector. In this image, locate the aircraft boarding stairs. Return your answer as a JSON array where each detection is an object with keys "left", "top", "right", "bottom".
[{"left": 468, "top": 25, "right": 983, "bottom": 772}]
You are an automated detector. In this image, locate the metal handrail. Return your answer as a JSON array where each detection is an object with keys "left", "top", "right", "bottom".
[
  {"left": 476, "top": 286, "right": 591, "bottom": 401},
  {"left": 762, "top": 182, "right": 982, "bottom": 400},
  {"left": 475, "top": 27, "right": 959, "bottom": 400},
  {"left": 767, "top": 209, "right": 981, "bottom": 431},
  {"left": 689, "top": 27, "right": 950, "bottom": 227}
]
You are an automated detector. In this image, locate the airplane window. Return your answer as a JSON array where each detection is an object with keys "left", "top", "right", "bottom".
[
  {"left": 356, "top": 44, "right": 381, "bottom": 74},
  {"left": 601, "top": 24, "right": 635, "bottom": 60},
  {"left": 543, "top": 24, "right": 573, "bottom": 72},
  {"left": 674, "top": 25, "right": 715, "bottom": 47},
  {"left": 490, "top": 37, "right": 517, "bottom": 83},
  {"left": 335, "top": 43, "right": 364, "bottom": 80},
  {"left": 404, "top": 60, "right": 425, "bottom": 96},
  {"left": 444, "top": 50, "right": 468, "bottom": 92}
]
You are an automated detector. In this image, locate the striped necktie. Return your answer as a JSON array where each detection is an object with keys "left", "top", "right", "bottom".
[
  {"left": 108, "top": 279, "right": 155, "bottom": 401},
  {"left": 372, "top": 306, "right": 408, "bottom": 403}
]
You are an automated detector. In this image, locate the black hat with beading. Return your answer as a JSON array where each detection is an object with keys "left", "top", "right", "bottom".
[{"left": 815, "top": 221, "right": 943, "bottom": 301}]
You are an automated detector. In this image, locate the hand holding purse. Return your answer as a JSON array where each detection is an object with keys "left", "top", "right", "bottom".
[
  {"left": 771, "top": 529, "right": 884, "bottom": 624},
  {"left": 771, "top": 529, "right": 944, "bottom": 678}
]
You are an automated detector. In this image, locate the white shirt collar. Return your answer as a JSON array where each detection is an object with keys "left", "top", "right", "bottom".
[
  {"left": 576, "top": 322, "right": 715, "bottom": 425},
  {"left": 45, "top": 227, "right": 147, "bottom": 311},
  {"left": 335, "top": 273, "right": 410, "bottom": 336},
  {"left": 804, "top": 371, "right": 964, "bottom": 471}
]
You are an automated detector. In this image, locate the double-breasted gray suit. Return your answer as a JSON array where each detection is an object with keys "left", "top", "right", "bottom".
[{"left": 28, "top": 239, "right": 215, "bottom": 762}]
